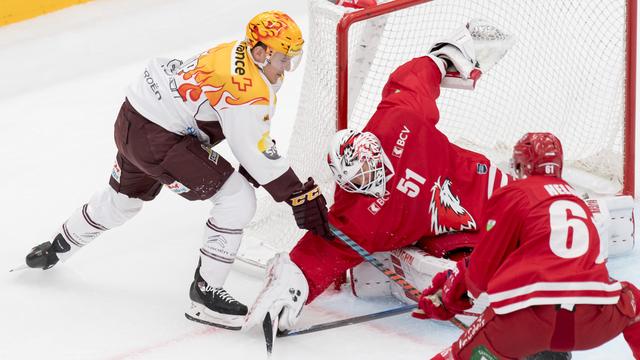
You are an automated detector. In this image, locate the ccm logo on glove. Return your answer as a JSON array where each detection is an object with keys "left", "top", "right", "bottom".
[{"left": 289, "top": 186, "right": 321, "bottom": 206}]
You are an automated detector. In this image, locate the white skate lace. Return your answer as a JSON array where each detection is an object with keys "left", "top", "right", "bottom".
[{"left": 212, "top": 287, "right": 239, "bottom": 304}]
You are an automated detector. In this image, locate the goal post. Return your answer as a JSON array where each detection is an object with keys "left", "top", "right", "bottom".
[{"left": 237, "top": 0, "right": 637, "bottom": 268}]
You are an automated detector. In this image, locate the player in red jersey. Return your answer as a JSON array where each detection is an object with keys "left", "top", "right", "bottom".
[
  {"left": 244, "top": 19, "right": 517, "bottom": 331},
  {"left": 413, "top": 132, "right": 640, "bottom": 359}
]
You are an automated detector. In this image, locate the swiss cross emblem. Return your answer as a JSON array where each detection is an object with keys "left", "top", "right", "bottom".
[{"left": 232, "top": 77, "right": 252, "bottom": 91}]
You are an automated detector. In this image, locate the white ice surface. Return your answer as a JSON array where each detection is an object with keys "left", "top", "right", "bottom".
[{"left": 0, "top": 1, "right": 639, "bottom": 359}]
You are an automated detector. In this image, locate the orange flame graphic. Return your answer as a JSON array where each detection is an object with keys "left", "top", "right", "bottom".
[{"left": 177, "top": 47, "right": 268, "bottom": 108}]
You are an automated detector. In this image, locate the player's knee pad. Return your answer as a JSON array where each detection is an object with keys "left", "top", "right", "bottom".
[
  {"left": 208, "top": 172, "right": 257, "bottom": 230},
  {"left": 587, "top": 195, "right": 635, "bottom": 257},
  {"left": 87, "top": 187, "right": 144, "bottom": 228}
]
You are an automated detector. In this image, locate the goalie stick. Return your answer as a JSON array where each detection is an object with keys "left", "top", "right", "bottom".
[
  {"left": 277, "top": 303, "right": 417, "bottom": 337},
  {"left": 328, "top": 223, "right": 470, "bottom": 331}
]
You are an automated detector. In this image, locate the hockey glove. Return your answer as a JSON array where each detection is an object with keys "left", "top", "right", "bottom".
[
  {"left": 238, "top": 166, "right": 260, "bottom": 188},
  {"left": 288, "top": 178, "right": 331, "bottom": 239},
  {"left": 412, "top": 259, "right": 473, "bottom": 320}
]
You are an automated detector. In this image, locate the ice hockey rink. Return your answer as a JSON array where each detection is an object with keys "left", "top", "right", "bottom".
[{"left": 0, "top": 0, "right": 639, "bottom": 359}]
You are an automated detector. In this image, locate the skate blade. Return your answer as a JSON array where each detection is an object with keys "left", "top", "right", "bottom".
[
  {"left": 9, "top": 264, "right": 29, "bottom": 273},
  {"left": 184, "top": 303, "right": 244, "bottom": 331}
]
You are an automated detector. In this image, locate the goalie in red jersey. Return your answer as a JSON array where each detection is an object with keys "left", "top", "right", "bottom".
[
  {"left": 412, "top": 132, "right": 640, "bottom": 359},
  {"left": 244, "top": 19, "right": 517, "bottom": 331}
]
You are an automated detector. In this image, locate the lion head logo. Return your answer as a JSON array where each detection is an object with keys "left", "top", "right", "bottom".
[{"left": 429, "top": 177, "right": 476, "bottom": 235}]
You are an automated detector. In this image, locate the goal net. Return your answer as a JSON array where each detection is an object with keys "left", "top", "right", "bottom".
[{"left": 237, "top": 0, "right": 636, "bottom": 267}]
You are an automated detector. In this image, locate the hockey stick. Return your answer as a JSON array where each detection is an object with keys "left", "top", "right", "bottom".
[
  {"left": 262, "top": 312, "right": 277, "bottom": 357},
  {"left": 328, "top": 223, "right": 470, "bottom": 331},
  {"left": 277, "top": 303, "right": 417, "bottom": 337}
]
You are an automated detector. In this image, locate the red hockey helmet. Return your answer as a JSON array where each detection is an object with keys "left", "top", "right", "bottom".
[{"left": 511, "top": 132, "right": 563, "bottom": 179}]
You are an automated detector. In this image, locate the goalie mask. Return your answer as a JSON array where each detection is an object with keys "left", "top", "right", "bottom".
[
  {"left": 327, "top": 129, "right": 394, "bottom": 198},
  {"left": 511, "top": 132, "right": 563, "bottom": 179}
]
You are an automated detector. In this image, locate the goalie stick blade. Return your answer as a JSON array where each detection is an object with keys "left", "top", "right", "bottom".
[
  {"left": 277, "top": 304, "right": 417, "bottom": 337},
  {"left": 262, "top": 313, "right": 278, "bottom": 357}
]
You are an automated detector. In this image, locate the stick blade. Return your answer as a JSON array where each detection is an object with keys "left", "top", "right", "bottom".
[{"left": 262, "top": 312, "right": 278, "bottom": 357}]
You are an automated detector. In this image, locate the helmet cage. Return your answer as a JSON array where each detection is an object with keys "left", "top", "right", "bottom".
[{"left": 329, "top": 130, "right": 392, "bottom": 198}]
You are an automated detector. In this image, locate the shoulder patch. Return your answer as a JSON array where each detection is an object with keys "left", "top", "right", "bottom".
[
  {"left": 486, "top": 219, "right": 496, "bottom": 231},
  {"left": 258, "top": 131, "right": 280, "bottom": 160}
]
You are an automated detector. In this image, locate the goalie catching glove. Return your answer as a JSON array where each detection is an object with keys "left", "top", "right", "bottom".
[
  {"left": 288, "top": 177, "right": 331, "bottom": 239},
  {"left": 428, "top": 19, "right": 515, "bottom": 89},
  {"left": 244, "top": 253, "right": 309, "bottom": 332},
  {"left": 412, "top": 258, "right": 473, "bottom": 321}
]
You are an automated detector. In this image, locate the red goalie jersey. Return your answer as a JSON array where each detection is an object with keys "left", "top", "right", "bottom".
[
  {"left": 290, "top": 56, "right": 512, "bottom": 302},
  {"left": 466, "top": 176, "right": 622, "bottom": 314}
]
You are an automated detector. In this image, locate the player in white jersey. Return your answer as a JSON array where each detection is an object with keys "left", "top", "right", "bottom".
[{"left": 22, "top": 10, "right": 330, "bottom": 331}]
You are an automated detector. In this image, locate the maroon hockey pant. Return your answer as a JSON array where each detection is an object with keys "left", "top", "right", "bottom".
[{"left": 109, "top": 99, "right": 234, "bottom": 201}]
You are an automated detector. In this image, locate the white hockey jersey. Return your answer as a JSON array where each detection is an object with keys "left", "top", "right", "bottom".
[{"left": 125, "top": 40, "right": 290, "bottom": 186}]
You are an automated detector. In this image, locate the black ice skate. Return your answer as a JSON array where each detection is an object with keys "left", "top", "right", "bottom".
[
  {"left": 184, "top": 267, "right": 248, "bottom": 330},
  {"left": 25, "top": 234, "right": 70, "bottom": 270}
]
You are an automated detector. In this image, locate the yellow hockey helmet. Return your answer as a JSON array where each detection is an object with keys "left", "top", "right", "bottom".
[{"left": 246, "top": 11, "right": 304, "bottom": 71}]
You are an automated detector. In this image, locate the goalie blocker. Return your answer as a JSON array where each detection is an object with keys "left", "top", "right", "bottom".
[{"left": 351, "top": 195, "right": 634, "bottom": 305}]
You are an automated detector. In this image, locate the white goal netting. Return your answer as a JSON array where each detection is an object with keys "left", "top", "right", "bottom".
[{"left": 238, "top": 0, "right": 634, "bottom": 267}]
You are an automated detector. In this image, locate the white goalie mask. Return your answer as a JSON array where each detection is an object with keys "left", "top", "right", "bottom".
[{"left": 327, "top": 129, "right": 394, "bottom": 198}]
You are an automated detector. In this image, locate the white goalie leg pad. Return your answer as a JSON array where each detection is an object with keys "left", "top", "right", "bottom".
[
  {"left": 350, "top": 248, "right": 454, "bottom": 303},
  {"left": 59, "top": 187, "right": 143, "bottom": 262},
  {"left": 388, "top": 247, "right": 456, "bottom": 304},
  {"left": 428, "top": 19, "right": 514, "bottom": 89},
  {"left": 244, "top": 253, "right": 309, "bottom": 332},
  {"left": 350, "top": 252, "right": 394, "bottom": 298},
  {"left": 586, "top": 195, "right": 635, "bottom": 258},
  {"left": 388, "top": 247, "right": 489, "bottom": 316}
]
